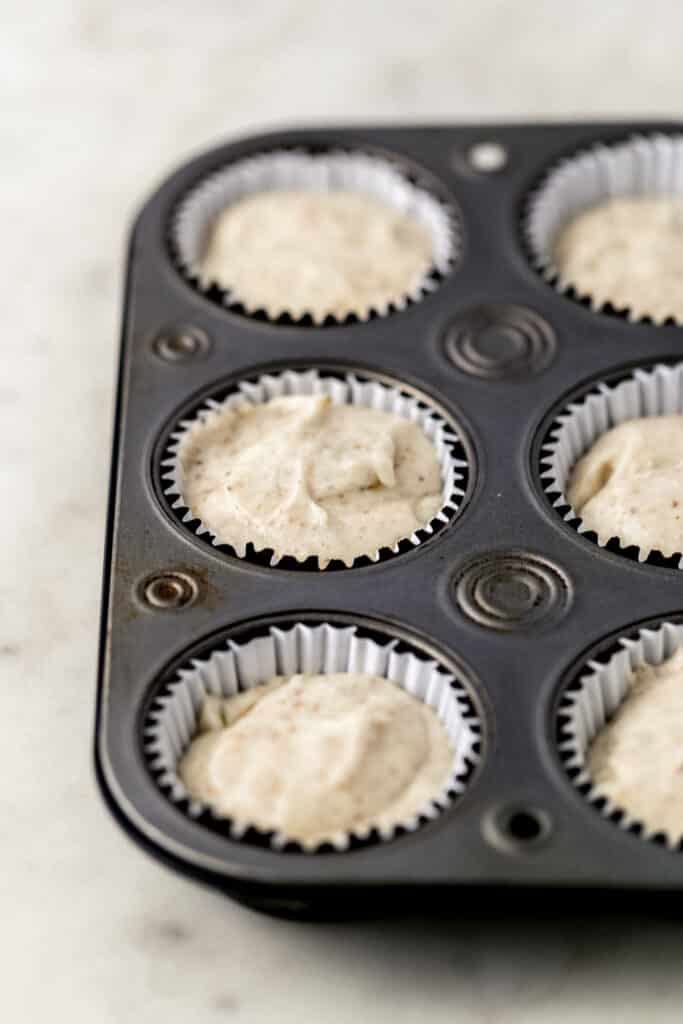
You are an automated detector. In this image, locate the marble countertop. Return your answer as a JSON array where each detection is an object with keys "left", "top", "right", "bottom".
[{"left": 6, "top": 1, "right": 683, "bottom": 1020}]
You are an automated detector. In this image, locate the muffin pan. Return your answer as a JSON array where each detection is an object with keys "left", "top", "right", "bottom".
[{"left": 96, "top": 122, "right": 683, "bottom": 917}]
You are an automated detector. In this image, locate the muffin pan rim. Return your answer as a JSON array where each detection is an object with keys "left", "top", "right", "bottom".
[{"left": 98, "top": 122, "right": 683, "bottom": 911}]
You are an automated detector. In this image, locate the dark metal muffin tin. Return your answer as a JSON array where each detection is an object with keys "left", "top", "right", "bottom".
[{"left": 96, "top": 122, "right": 683, "bottom": 917}]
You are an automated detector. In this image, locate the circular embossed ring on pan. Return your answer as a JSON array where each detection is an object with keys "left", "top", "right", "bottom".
[
  {"left": 443, "top": 304, "right": 556, "bottom": 378},
  {"left": 455, "top": 551, "right": 571, "bottom": 630}
]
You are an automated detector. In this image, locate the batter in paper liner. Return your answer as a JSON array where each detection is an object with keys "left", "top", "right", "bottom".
[
  {"left": 587, "top": 647, "right": 683, "bottom": 842},
  {"left": 198, "top": 190, "right": 435, "bottom": 322},
  {"left": 178, "top": 672, "right": 454, "bottom": 847},
  {"left": 553, "top": 196, "right": 683, "bottom": 322},
  {"left": 178, "top": 394, "right": 443, "bottom": 566},
  {"left": 567, "top": 415, "right": 683, "bottom": 557}
]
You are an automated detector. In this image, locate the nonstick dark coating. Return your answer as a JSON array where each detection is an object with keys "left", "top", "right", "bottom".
[{"left": 95, "top": 122, "right": 683, "bottom": 915}]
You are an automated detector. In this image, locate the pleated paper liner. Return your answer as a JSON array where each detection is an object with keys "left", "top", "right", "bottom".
[
  {"left": 525, "top": 133, "right": 683, "bottom": 324},
  {"left": 159, "top": 367, "right": 471, "bottom": 570},
  {"left": 170, "top": 149, "right": 460, "bottom": 325},
  {"left": 143, "top": 620, "right": 483, "bottom": 853},
  {"left": 557, "top": 618, "right": 683, "bottom": 852},
  {"left": 539, "top": 360, "right": 683, "bottom": 570}
]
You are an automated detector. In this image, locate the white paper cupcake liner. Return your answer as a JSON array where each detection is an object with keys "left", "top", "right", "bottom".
[
  {"left": 144, "top": 621, "right": 482, "bottom": 852},
  {"left": 160, "top": 368, "right": 469, "bottom": 569},
  {"left": 525, "top": 133, "right": 683, "bottom": 322},
  {"left": 557, "top": 619, "right": 683, "bottom": 850},
  {"left": 170, "top": 149, "right": 459, "bottom": 323},
  {"left": 540, "top": 360, "right": 683, "bottom": 567}
]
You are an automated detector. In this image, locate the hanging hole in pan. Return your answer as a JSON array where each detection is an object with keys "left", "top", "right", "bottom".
[
  {"left": 467, "top": 141, "right": 509, "bottom": 174},
  {"left": 485, "top": 803, "right": 552, "bottom": 852},
  {"left": 506, "top": 809, "right": 544, "bottom": 842}
]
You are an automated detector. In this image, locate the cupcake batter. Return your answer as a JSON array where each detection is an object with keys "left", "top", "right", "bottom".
[
  {"left": 567, "top": 415, "right": 683, "bottom": 557},
  {"left": 199, "top": 190, "right": 435, "bottom": 322},
  {"left": 553, "top": 196, "right": 683, "bottom": 322},
  {"left": 588, "top": 647, "right": 683, "bottom": 842},
  {"left": 179, "top": 394, "right": 443, "bottom": 566},
  {"left": 179, "top": 672, "right": 454, "bottom": 848}
]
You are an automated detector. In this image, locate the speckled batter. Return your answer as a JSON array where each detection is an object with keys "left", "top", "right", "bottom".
[
  {"left": 178, "top": 394, "right": 443, "bottom": 567},
  {"left": 588, "top": 647, "right": 683, "bottom": 842},
  {"left": 567, "top": 415, "right": 683, "bottom": 558},
  {"left": 178, "top": 673, "right": 454, "bottom": 848},
  {"left": 553, "top": 196, "right": 683, "bottom": 322},
  {"left": 199, "top": 190, "right": 435, "bottom": 322}
]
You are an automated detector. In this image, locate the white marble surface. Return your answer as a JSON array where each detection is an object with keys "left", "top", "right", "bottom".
[{"left": 6, "top": 1, "right": 683, "bottom": 1020}]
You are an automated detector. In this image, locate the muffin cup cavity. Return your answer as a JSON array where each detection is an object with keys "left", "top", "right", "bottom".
[
  {"left": 160, "top": 368, "right": 470, "bottom": 570},
  {"left": 540, "top": 361, "right": 683, "bottom": 568},
  {"left": 557, "top": 619, "right": 683, "bottom": 850},
  {"left": 143, "top": 621, "right": 482, "bottom": 852},
  {"left": 170, "top": 149, "right": 460, "bottom": 324},
  {"left": 525, "top": 133, "right": 683, "bottom": 323}
]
